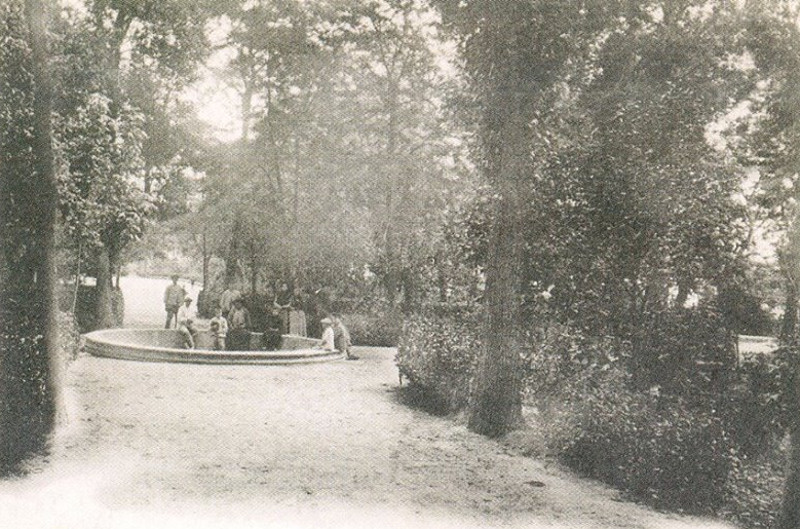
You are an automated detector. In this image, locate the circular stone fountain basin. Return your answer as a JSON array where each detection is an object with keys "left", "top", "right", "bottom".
[{"left": 84, "top": 328, "right": 342, "bottom": 365}]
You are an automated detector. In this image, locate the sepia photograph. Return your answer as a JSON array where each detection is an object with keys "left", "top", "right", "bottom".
[{"left": 1, "top": 0, "right": 798, "bottom": 527}]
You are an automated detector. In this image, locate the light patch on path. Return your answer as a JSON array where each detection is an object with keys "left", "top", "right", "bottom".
[{"left": 0, "top": 347, "right": 736, "bottom": 529}]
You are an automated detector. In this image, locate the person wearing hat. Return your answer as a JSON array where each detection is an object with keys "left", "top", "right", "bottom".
[
  {"left": 176, "top": 294, "right": 196, "bottom": 328},
  {"left": 317, "top": 317, "right": 336, "bottom": 351},
  {"left": 163, "top": 275, "right": 186, "bottom": 329}
]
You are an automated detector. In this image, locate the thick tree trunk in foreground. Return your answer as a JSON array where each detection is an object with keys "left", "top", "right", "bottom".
[
  {"left": 779, "top": 355, "right": 800, "bottom": 528},
  {"left": 466, "top": 39, "right": 531, "bottom": 437},
  {"left": 467, "top": 100, "right": 529, "bottom": 436},
  {"left": 468, "top": 193, "right": 526, "bottom": 436},
  {"left": 0, "top": 0, "right": 60, "bottom": 473}
]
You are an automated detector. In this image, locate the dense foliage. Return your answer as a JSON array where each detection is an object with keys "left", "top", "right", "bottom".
[{"left": 396, "top": 304, "right": 480, "bottom": 413}]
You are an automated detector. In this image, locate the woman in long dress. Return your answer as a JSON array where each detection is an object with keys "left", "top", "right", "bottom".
[{"left": 273, "top": 282, "right": 293, "bottom": 334}]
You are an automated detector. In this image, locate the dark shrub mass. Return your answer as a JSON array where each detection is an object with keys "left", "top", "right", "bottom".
[{"left": 395, "top": 303, "right": 795, "bottom": 522}]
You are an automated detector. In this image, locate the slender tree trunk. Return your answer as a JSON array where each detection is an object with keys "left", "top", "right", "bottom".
[
  {"left": 250, "top": 253, "right": 258, "bottom": 294},
  {"left": 94, "top": 246, "right": 115, "bottom": 329},
  {"left": 202, "top": 230, "right": 210, "bottom": 290},
  {"left": 88, "top": 9, "right": 130, "bottom": 328},
  {"left": 0, "top": 0, "right": 61, "bottom": 473},
  {"left": 383, "top": 77, "right": 400, "bottom": 305},
  {"left": 72, "top": 240, "right": 82, "bottom": 314},
  {"left": 226, "top": 215, "right": 242, "bottom": 287},
  {"left": 782, "top": 281, "right": 798, "bottom": 345},
  {"left": 241, "top": 81, "right": 253, "bottom": 143}
]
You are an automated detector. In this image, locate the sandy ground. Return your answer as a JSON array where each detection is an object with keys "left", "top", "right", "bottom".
[
  {"left": 1, "top": 276, "right": 735, "bottom": 528},
  {"left": 0, "top": 346, "right": 736, "bottom": 529}
]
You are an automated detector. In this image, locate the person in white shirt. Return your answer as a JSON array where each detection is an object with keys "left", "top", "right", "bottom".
[
  {"left": 176, "top": 295, "right": 196, "bottom": 327},
  {"left": 317, "top": 317, "right": 335, "bottom": 351}
]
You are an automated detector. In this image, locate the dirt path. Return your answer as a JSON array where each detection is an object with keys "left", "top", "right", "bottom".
[{"left": 0, "top": 347, "right": 735, "bottom": 529}]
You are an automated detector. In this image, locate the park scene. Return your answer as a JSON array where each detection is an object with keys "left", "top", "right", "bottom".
[{"left": 4, "top": 0, "right": 800, "bottom": 527}]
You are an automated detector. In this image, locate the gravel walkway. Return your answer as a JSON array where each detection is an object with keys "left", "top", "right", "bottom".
[{"left": 0, "top": 347, "right": 736, "bottom": 529}]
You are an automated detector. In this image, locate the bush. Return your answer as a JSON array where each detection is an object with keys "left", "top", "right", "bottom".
[
  {"left": 540, "top": 366, "right": 735, "bottom": 513},
  {"left": 395, "top": 305, "right": 481, "bottom": 414},
  {"left": 628, "top": 306, "right": 738, "bottom": 398},
  {"left": 57, "top": 284, "right": 124, "bottom": 332},
  {"left": 717, "top": 348, "right": 796, "bottom": 528},
  {"left": 721, "top": 441, "right": 787, "bottom": 529},
  {"left": 343, "top": 308, "right": 403, "bottom": 347},
  {"left": 724, "top": 348, "right": 796, "bottom": 459},
  {"left": 57, "top": 311, "right": 81, "bottom": 365}
]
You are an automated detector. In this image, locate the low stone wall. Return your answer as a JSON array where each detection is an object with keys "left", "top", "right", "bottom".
[{"left": 84, "top": 328, "right": 340, "bottom": 365}]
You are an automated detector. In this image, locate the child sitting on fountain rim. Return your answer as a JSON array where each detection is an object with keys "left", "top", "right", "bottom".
[
  {"left": 316, "top": 317, "right": 336, "bottom": 351},
  {"left": 331, "top": 314, "right": 358, "bottom": 360},
  {"left": 179, "top": 319, "right": 196, "bottom": 349}
]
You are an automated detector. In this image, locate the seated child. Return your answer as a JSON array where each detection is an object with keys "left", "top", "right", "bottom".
[
  {"left": 316, "top": 317, "right": 335, "bottom": 351},
  {"left": 179, "top": 319, "right": 196, "bottom": 349}
]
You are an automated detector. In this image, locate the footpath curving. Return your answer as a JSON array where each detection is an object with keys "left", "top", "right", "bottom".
[{"left": 0, "top": 345, "right": 738, "bottom": 529}]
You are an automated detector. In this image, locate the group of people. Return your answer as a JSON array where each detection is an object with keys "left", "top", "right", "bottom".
[
  {"left": 164, "top": 275, "right": 199, "bottom": 348},
  {"left": 163, "top": 276, "right": 357, "bottom": 358}
]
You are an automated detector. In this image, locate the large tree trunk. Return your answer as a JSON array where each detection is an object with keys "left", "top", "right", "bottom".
[
  {"left": 467, "top": 154, "right": 528, "bottom": 437},
  {"left": 0, "top": 0, "right": 61, "bottom": 473},
  {"left": 452, "top": 0, "right": 541, "bottom": 438},
  {"left": 779, "top": 354, "right": 800, "bottom": 529},
  {"left": 467, "top": 73, "right": 531, "bottom": 437}
]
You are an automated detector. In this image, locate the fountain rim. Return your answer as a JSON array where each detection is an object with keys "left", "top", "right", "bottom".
[{"left": 83, "top": 327, "right": 343, "bottom": 365}]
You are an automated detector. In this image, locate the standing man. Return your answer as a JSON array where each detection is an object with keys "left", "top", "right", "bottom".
[
  {"left": 273, "top": 282, "right": 293, "bottom": 334},
  {"left": 219, "top": 286, "right": 240, "bottom": 320},
  {"left": 164, "top": 275, "right": 185, "bottom": 329}
]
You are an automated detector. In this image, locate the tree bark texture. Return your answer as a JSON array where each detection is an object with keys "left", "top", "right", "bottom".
[
  {"left": 779, "top": 356, "right": 800, "bottom": 529},
  {"left": 781, "top": 281, "right": 798, "bottom": 345},
  {"left": 93, "top": 246, "right": 115, "bottom": 330},
  {"left": 466, "top": 28, "right": 533, "bottom": 437},
  {"left": 0, "top": 0, "right": 60, "bottom": 473},
  {"left": 467, "top": 109, "right": 529, "bottom": 436}
]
